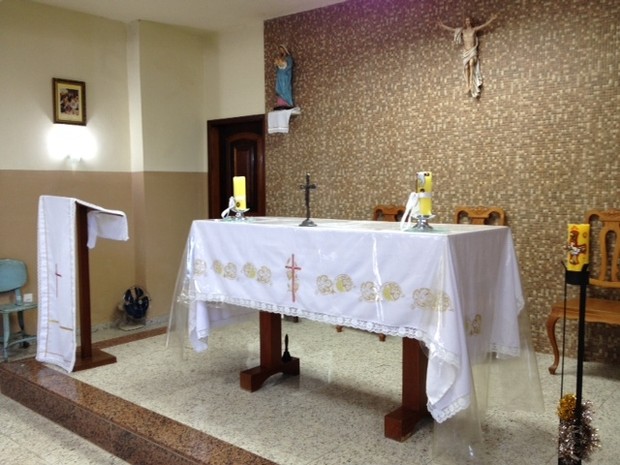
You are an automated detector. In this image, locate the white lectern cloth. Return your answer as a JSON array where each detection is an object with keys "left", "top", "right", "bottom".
[{"left": 36, "top": 196, "right": 129, "bottom": 372}]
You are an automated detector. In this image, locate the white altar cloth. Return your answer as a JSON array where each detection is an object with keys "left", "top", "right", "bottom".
[
  {"left": 169, "top": 217, "right": 542, "bottom": 459},
  {"left": 36, "top": 196, "right": 128, "bottom": 372}
]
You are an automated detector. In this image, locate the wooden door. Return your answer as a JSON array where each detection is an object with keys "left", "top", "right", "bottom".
[{"left": 208, "top": 115, "right": 265, "bottom": 218}]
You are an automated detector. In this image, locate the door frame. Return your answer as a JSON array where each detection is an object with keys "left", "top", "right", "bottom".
[{"left": 207, "top": 114, "right": 265, "bottom": 219}]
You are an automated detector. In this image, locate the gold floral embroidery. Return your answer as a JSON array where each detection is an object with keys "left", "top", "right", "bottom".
[
  {"left": 243, "top": 263, "right": 257, "bottom": 279},
  {"left": 335, "top": 274, "right": 354, "bottom": 292},
  {"left": 360, "top": 281, "right": 402, "bottom": 302},
  {"left": 317, "top": 274, "right": 354, "bottom": 295},
  {"left": 361, "top": 281, "right": 378, "bottom": 301},
  {"left": 193, "top": 259, "right": 207, "bottom": 276},
  {"left": 257, "top": 266, "right": 272, "bottom": 284},
  {"left": 214, "top": 260, "right": 270, "bottom": 284},
  {"left": 466, "top": 314, "right": 482, "bottom": 335},
  {"left": 223, "top": 262, "right": 237, "bottom": 280},
  {"left": 317, "top": 275, "right": 335, "bottom": 295},
  {"left": 381, "top": 282, "right": 402, "bottom": 301},
  {"left": 412, "top": 288, "right": 452, "bottom": 312}
]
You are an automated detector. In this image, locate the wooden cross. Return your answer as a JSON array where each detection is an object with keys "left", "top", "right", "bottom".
[
  {"left": 285, "top": 254, "right": 301, "bottom": 302},
  {"left": 299, "top": 173, "right": 317, "bottom": 227}
]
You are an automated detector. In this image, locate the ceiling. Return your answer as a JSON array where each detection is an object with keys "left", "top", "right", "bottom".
[{"left": 32, "top": 0, "right": 347, "bottom": 32}]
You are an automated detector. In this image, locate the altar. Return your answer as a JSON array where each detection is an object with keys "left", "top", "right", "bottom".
[{"left": 168, "top": 217, "right": 541, "bottom": 459}]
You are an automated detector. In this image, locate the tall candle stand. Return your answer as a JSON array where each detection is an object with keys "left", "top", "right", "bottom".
[{"left": 558, "top": 264, "right": 594, "bottom": 465}]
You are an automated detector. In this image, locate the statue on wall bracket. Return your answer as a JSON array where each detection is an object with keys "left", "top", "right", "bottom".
[
  {"left": 274, "top": 44, "right": 295, "bottom": 110},
  {"left": 438, "top": 14, "right": 497, "bottom": 98}
]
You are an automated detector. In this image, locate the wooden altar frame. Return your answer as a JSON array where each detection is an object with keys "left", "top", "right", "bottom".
[
  {"left": 240, "top": 311, "right": 429, "bottom": 441},
  {"left": 72, "top": 203, "right": 117, "bottom": 371}
]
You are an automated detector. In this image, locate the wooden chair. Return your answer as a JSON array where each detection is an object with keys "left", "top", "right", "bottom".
[
  {"left": 454, "top": 206, "right": 506, "bottom": 225},
  {"left": 0, "top": 259, "right": 37, "bottom": 361},
  {"left": 547, "top": 208, "right": 620, "bottom": 374},
  {"left": 373, "top": 204, "right": 406, "bottom": 222},
  {"left": 336, "top": 205, "right": 405, "bottom": 342}
]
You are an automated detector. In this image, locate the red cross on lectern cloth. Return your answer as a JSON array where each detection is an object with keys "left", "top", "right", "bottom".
[
  {"left": 55, "top": 263, "right": 62, "bottom": 298},
  {"left": 285, "top": 254, "right": 301, "bottom": 302}
]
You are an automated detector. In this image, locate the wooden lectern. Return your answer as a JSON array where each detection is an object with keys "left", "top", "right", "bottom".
[{"left": 72, "top": 203, "right": 117, "bottom": 371}]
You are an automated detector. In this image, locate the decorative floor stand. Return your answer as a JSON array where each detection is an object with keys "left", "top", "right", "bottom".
[{"left": 557, "top": 265, "right": 599, "bottom": 464}]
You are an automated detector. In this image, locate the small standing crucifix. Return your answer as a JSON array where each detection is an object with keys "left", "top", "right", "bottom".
[{"left": 299, "top": 173, "right": 317, "bottom": 227}]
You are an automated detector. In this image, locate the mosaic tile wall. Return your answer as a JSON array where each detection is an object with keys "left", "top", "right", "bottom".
[{"left": 264, "top": 0, "right": 620, "bottom": 361}]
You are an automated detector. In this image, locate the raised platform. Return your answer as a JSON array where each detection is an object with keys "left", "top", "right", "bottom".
[{"left": 0, "top": 329, "right": 276, "bottom": 465}]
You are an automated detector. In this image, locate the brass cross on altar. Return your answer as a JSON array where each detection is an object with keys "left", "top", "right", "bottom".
[{"left": 299, "top": 173, "right": 317, "bottom": 227}]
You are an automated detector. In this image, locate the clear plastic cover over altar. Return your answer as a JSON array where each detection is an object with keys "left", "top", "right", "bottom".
[{"left": 167, "top": 217, "right": 543, "bottom": 463}]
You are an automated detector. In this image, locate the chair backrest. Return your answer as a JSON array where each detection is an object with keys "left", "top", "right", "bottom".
[
  {"left": 373, "top": 205, "right": 405, "bottom": 222},
  {"left": 454, "top": 206, "right": 507, "bottom": 226},
  {"left": 0, "top": 259, "right": 28, "bottom": 293},
  {"left": 587, "top": 208, "right": 620, "bottom": 289}
]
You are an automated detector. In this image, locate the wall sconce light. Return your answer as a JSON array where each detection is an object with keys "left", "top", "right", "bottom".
[
  {"left": 67, "top": 152, "right": 82, "bottom": 165},
  {"left": 47, "top": 124, "right": 97, "bottom": 165}
]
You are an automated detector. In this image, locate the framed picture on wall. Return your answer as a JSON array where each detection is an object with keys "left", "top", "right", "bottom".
[{"left": 52, "top": 78, "right": 87, "bottom": 125}]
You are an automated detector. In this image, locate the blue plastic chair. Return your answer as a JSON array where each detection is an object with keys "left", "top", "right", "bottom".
[{"left": 0, "top": 259, "right": 37, "bottom": 361}]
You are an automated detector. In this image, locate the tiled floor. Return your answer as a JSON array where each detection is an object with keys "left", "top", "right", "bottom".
[{"left": 1, "top": 318, "right": 619, "bottom": 464}]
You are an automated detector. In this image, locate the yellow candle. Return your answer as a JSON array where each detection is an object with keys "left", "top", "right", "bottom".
[
  {"left": 566, "top": 224, "right": 590, "bottom": 271},
  {"left": 233, "top": 176, "right": 246, "bottom": 210},
  {"left": 417, "top": 171, "right": 432, "bottom": 216}
]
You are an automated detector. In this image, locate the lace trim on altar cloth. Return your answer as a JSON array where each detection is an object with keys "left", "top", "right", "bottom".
[
  {"left": 489, "top": 342, "right": 520, "bottom": 358},
  {"left": 431, "top": 393, "right": 471, "bottom": 424},
  {"left": 183, "top": 291, "right": 462, "bottom": 363},
  {"left": 177, "top": 290, "right": 521, "bottom": 357}
]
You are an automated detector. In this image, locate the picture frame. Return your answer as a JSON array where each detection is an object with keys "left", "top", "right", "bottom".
[{"left": 52, "top": 78, "right": 86, "bottom": 125}]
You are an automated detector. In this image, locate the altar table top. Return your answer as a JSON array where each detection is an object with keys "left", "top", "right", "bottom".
[{"left": 171, "top": 217, "right": 530, "bottom": 424}]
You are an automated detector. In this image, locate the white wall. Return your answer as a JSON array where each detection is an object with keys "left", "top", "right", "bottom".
[
  {"left": 127, "top": 22, "right": 145, "bottom": 173},
  {"left": 136, "top": 22, "right": 210, "bottom": 173},
  {"left": 205, "top": 21, "right": 266, "bottom": 120}
]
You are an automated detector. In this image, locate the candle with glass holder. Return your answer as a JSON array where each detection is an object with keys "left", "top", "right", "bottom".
[{"left": 410, "top": 171, "right": 435, "bottom": 231}]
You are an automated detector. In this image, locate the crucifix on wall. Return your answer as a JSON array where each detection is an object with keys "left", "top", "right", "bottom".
[{"left": 438, "top": 14, "right": 497, "bottom": 98}]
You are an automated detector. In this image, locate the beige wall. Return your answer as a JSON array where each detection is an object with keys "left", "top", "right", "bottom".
[
  {"left": 264, "top": 0, "right": 620, "bottom": 360},
  {"left": 134, "top": 21, "right": 209, "bottom": 172},
  {"left": 205, "top": 22, "right": 266, "bottom": 120},
  {"left": 0, "top": 170, "right": 206, "bottom": 329},
  {"left": 0, "top": 1, "right": 262, "bottom": 330},
  {"left": 0, "top": 171, "right": 135, "bottom": 330},
  {"left": 0, "top": 0, "right": 131, "bottom": 172}
]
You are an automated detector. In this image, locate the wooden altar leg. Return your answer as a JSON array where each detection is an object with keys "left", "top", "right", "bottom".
[
  {"left": 240, "top": 311, "right": 300, "bottom": 392},
  {"left": 384, "top": 336, "right": 429, "bottom": 441},
  {"left": 72, "top": 204, "right": 117, "bottom": 372}
]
